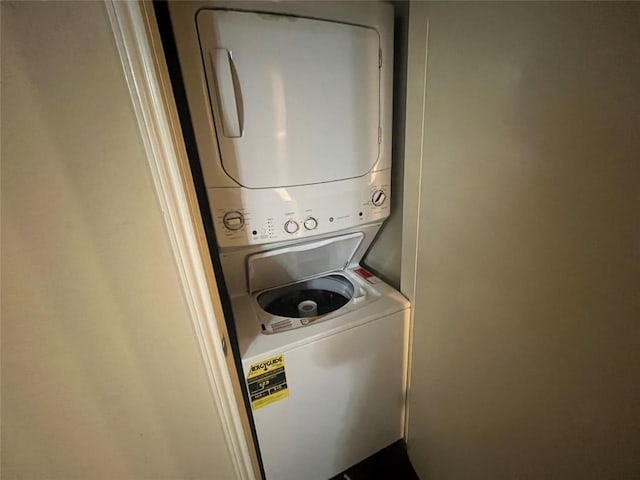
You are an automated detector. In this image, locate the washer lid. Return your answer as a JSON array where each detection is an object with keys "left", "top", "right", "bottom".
[
  {"left": 246, "top": 233, "right": 363, "bottom": 293},
  {"left": 197, "top": 10, "right": 381, "bottom": 188}
]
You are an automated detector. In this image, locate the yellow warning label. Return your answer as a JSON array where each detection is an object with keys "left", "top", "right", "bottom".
[{"left": 247, "top": 354, "right": 289, "bottom": 410}]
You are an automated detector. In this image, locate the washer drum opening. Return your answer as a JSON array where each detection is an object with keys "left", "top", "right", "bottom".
[{"left": 257, "top": 274, "right": 354, "bottom": 318}]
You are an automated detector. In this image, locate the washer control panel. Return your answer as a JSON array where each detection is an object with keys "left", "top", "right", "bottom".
[
  {"left": 371, "top": 189, "right": 387, "bottom": 206},
  {"left": 222, "top": 211, "right": 245, "bottom": 231},
  {"left": 303, "top": 217, "right": 318, "bottom": 231},
  {"left": 284, "top": 220, "right": 300, "bottom": 234},
  {"left": 209, "top": 173, "right": 391, "bottom": 247}
]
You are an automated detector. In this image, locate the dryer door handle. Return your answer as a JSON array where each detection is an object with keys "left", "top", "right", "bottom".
[{"left": 210, "top": 48, "right": 243, "bottom": 138}]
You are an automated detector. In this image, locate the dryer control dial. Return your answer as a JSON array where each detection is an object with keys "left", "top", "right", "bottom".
[
  {"left": 303, "top": 217, "right": 318, "bottom": 231},
  {"left": 371, "top": 190, "right": 387, "bottom": 206},
  {"left": 222, "top": 211, "right": 244, "bottom": 231},
  {"left": 284, "top": 220, "right": 300, "bottom": 234}
]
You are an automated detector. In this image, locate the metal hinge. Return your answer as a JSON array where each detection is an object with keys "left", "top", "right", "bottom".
[
  {"left": 378, "top": 126, "right": 382, "bottom": 144},
  {"left": 221, "top": 335, "right": 228, "bottom": 356}
]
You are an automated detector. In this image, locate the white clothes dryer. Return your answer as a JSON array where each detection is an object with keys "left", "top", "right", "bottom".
[{"left": 169, "top": 1, "right": 395, "bottom": 248}]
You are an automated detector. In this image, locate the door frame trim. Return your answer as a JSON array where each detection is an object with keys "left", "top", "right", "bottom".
[
  {"left": 105, "top": 2, "right": 258, "bottom": 479},
  {"left": 400, "top": 5, "right": 429, "bottom": 442}
]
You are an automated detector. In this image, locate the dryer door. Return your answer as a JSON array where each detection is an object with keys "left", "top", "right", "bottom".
[{"left": 197, "top": 10, "right": 381, "bottom": 189}]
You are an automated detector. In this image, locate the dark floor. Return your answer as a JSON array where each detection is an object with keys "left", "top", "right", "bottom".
[{"left": 329, "top": 440, "right": 420, "bottom": 480}]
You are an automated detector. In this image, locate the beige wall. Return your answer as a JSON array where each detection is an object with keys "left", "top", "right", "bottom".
[
  {"left": 1, "top": 2, "right": 236, "bottom": 479},
  {"left": 405, "top": 2, "right": 640, "bottom": 479}
]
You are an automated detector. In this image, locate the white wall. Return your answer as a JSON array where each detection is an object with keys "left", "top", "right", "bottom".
[
  {"left": 405, "top": 3, "right": 640, "bottom": 479},
  {"left": 1, "top": 2, "right": 236, "bottom": 479}
]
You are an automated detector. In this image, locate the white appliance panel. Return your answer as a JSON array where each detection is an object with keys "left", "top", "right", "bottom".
[
  {"left": 209, "top": 172, "right": 390, "bottom": 248},
  {"left": 197, "top": 10, "right": 381, "bottom": 189},
  {"left": 247, "top": 233, "right": 363, "bottom": 293},
  {"left": 243, "top": 309, "right": 408, "bottom": 480}
]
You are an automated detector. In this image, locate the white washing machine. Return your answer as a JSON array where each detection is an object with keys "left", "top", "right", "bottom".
[
  {"left": 168, "top": 2, "right": 409, "bottom": 479},
  {"left": 227, "top": 228, "right": 410, "bottom": 480}
]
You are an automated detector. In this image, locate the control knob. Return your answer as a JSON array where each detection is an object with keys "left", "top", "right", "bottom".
[
  {"left": 222, "top": 211, "right": 244, "bottom": 231},
  {"left": 303, "top": 217, "right": 318, "bottom": 231},
  {"left": 284, "top": 220, "right": 299, "bottom": 234},
  {"left": 371, "top": 189, "right": 387, "bottom": 206}
]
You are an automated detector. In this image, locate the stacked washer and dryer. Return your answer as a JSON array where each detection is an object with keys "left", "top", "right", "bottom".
[{"left": 168, "top": 2, "right": 410, "bottom": 479}]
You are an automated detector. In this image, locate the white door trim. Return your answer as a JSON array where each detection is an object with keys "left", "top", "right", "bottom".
[
  {"left": 105, "top": 2, "right": 257, "bottom": 479},
  {"left": 400, "top": 5, "right": 430, "bottom": 441}
]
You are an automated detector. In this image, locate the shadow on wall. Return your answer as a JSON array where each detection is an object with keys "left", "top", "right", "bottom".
[
  {"left": 2, "top": 2, "right": 230, "bottom": 478},
  {"left": 408, "top": 2, "right": 640, "bottom": 479}
]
